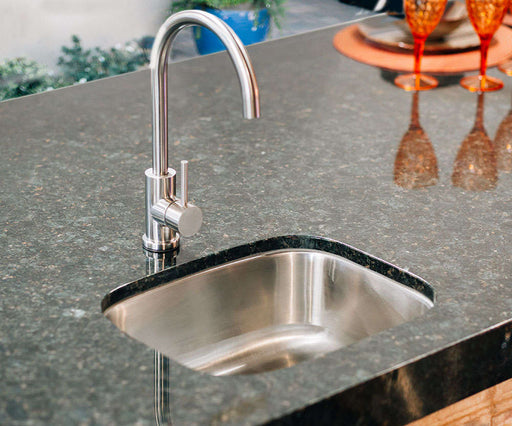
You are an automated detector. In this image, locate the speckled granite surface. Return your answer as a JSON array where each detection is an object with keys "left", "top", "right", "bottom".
[{"left": 2, "top": 17, "right": 512, "bottom": 425}]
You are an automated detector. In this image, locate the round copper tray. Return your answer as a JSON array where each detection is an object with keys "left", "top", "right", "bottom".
[{"left": 333, "top": 24, "right": 512, "bottom": 74}]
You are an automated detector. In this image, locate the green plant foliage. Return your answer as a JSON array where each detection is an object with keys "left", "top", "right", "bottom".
[
  {"left": 171, "top": 0, "right": 286, "bottom": 29},
  {"left": 57, "top": 35, "right": 149, "bottom": 84},
  {"left": 0, "top": 58, "right": 63, "bottom": 101},
  {"left": 0, "top": 35, "right": 151, "bottom": 101}
]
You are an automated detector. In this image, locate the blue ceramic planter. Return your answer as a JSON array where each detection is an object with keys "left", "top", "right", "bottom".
[{"left": 194, "top": 7, "right": 270, "bottom": 55}]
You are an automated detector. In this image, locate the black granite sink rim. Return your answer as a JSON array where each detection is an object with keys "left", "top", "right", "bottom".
[{"left": 101, "top": 235, "right": 434, "bottom": 312}]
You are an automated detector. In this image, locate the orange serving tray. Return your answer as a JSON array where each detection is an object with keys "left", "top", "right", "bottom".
[{"left": 333, "top": 24, "right": 512, "bottom": 74}]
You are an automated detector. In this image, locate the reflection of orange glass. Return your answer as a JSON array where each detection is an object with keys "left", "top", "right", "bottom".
[
  {"left": 394, "top": 0, "right": 448, "bottom": 91},
  {"left": 460, "top": 0, "right": 508, "bottom": 92},
  {"left": 452, "top": 93, "right": 497, "bottom": 190},
  {"left": 494, "top": 93, "right": 512, "bottom": 171},
  {"left": 394, "top": 92, "right": 438, "bottom": 188}
]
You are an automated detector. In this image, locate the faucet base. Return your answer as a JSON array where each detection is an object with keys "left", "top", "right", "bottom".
[{"left": 142, "top": 232, "right": 180, "bottom": 253}]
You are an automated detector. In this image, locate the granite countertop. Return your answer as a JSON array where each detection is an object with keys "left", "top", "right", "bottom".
[{"left": 2, "top": 16, "right": 512, "bottom": 425}]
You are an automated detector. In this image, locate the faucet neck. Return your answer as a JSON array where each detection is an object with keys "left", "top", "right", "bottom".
[{"left": 149, "top": 10, "right": 260, "bottom": 176}]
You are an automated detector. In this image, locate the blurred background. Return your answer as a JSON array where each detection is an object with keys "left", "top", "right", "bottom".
[{"left": 0, "top": 0, "right": 372, "bottom": 101}]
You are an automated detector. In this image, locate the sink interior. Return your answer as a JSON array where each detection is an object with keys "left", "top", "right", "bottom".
[{"left": 102, "top": 236, "right": 434, "bottom": 376}]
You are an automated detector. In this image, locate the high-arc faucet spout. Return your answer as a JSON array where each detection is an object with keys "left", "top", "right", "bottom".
[
  {"left": 143, "top": 10, "right": 261, "bottom": 253},
  {"left": 150, "top": 10, "right": 260, "bottom": 176}
]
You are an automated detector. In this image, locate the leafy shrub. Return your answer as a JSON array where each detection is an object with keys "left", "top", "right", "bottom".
[
  {"left": 0, "top": 58, "right": 63, "bottom": 101},
  {"left": 57, "top": 35, "right": 149, "bottom": 84},
  {"left": 0, "top": 35, "right": 151, "bottom": 101}
]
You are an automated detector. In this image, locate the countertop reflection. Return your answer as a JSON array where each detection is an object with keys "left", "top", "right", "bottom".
[
  {"left": 394, "top": 84, "right": 512, "bottom": 193},
  {"left": 394, "top": 91, "right": 439, "bottom": 189},
  {"left": 393, "top": 90, "right": 503, "bottom": 192},
  {"left": 452, "top": 92, "right": 497, "bottom": 191}
]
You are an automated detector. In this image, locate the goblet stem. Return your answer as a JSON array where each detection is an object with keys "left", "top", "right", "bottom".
[
  {"left": 413, "top": 37, "right": 427, "bottom": 89},
  {"left": 479, "top": 36, "right": 491, "bottom": 88},
  {"left": 414, "top": 36, "right": 426, "bottom": 78},
  {"left": 460, "top": 33, "right": 503, "bottom": 92}
]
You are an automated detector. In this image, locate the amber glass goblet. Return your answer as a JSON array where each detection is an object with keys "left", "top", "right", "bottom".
[
  {"left": 498, "top": 3, "right": 512, "bottom": 76},
  {"left": 394, "top": 0, "right": 448, "bottom": 91},
  {"left": 460, "top": 0, "right": 508, "bottom": 92}
]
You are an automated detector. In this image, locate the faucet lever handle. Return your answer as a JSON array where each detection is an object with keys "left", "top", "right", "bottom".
[
  {"left": 181, "top": 160, "right": 188, "bottom": 207},
  {"left": 150, "top": 159, "right": 202, "bottom": 238}
]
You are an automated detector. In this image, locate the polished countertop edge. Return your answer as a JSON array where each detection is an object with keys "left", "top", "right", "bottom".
[
  {"left": 266, "top": 319, "right": 512, "bottom": 424},
  {"left": 101, "top": 234, "right": 434, "bottom": 312}
]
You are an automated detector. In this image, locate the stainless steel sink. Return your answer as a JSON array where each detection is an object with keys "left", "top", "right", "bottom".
[{"left": 102, "top": 236, "right": 434, "bottom": 376}]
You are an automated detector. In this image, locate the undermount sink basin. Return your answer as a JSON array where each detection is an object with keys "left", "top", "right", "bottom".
[{"left": 102, "top": 236, "right": 434, "bottom": 376}]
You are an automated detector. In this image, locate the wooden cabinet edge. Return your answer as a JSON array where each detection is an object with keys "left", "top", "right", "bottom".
[{"left": 407, "top": 378, "right": 512, "bottom": 426}]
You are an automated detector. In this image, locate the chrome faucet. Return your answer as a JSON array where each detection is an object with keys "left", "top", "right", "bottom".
[{"left": 143, "top": 10, "right": 260, "bottom": 252}]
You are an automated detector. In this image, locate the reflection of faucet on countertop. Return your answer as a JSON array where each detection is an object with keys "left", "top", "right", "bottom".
[
  {"left": 155, "top": 351, "right": 172, "bottom": 426},
  {"left": 143, "top": 10, "right": 260, "bottom": 253}
]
